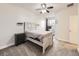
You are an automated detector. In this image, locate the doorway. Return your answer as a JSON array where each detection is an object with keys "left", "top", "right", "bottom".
[
  {"left": 46, "top": 17, "right": 56, "bottom": 36},
  {"left": 69, "top": 15, "right": 78, "bottom": 44}
]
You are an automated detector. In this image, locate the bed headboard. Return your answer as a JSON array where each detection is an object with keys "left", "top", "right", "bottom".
[{"left": 25, "top": 22, "right": 40, "bottom": 31}]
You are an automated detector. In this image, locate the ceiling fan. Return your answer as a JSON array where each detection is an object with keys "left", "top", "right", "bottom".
[{"left": 36, "top": 3, "right": 53, "bottom": 14}]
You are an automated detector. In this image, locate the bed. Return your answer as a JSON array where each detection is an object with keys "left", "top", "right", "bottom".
[{"left": 26, "top": 31, "right": 53, "bottom": 54}]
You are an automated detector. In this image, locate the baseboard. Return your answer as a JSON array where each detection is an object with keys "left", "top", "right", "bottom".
[
  {"left": 0, "top": 43, "right": 14, "bottom": 50},
  {"left": 56, "top": 39, "right": 78, "bottom": 46}
]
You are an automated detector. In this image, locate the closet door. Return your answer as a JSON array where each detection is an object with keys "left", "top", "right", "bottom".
[{"left": 69, "top": 16, "right": 78, "bottom": 44}]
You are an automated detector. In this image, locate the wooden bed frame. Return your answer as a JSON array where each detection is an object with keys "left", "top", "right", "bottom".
[{"left": 26, "top": 31, "right": 53, "bottom": 54}]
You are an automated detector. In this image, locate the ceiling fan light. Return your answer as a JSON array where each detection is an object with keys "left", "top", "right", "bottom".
[
  {"left": 41, "top": 3, "right": 46, "bottom": 8},
  {"left": 41, "top": 9, "right": 46, "bottom": 13},
  {"left": 42, "top": 5, "right": 45, "bottom": 8}
]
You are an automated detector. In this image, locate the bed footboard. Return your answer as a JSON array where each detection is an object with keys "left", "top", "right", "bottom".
[{"left": 43, "top": 32, "right": 53, "bottom": 54}]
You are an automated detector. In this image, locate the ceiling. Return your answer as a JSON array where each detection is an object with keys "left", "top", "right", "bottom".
[{"left": 9, "top": 3, "right": 77, "bottom": 14}]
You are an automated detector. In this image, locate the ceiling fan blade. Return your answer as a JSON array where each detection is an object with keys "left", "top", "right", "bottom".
[
  {"left": 67, "top": 3, "right": 74, "bottom": 7},
  {"left": 47, "top": 6, "right": 53, "bottom": 9},
  {"left": 36, "top": 8, "right": 42, "bottom": 10},
  {"left": 40, "top": 11, "right": 42, "bottom": 14},
  {"left": 46, "top": 10, "right": 50, "bottom": 13}
]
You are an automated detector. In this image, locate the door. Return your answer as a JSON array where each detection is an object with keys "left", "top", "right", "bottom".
[{"left": 69, "top": 15, "right": 78, "bottom": 44}]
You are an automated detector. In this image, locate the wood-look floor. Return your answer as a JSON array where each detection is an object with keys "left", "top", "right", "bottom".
[{"left": 0, "top": 39, "right": 79, "bottom": 56}]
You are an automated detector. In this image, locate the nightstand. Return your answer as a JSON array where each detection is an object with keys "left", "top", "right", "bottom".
[{"left": 15, "top": 33, "right": 26, "bottom": 46}]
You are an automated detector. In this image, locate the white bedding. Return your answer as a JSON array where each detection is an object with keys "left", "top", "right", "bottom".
[{"left": 26, "top": 30, "right": 52, "bottom": 42}]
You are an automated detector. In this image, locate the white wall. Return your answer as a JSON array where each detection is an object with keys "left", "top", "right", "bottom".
[
  {"left": 77, "top": 4, "right": 79, "bottom": 52},
  {"left": 0, "top": 4, "right": 45, "bottom": 49},
  {"left": 78, "top": 4, "right": 79, "bottom": 45},
  {"left": 55, "top": 4, "right": 78, "bottom": 43}
]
